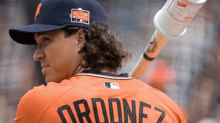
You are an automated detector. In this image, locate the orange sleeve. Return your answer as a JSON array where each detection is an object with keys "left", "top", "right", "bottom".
[
  {"left": 14, "top": 85, "right": 45, "bottom": 123},
  {"left": 149, "top": 87, "right": 187, "bottom": 123}
]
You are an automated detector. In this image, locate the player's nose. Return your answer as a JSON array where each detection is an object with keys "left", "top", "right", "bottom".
[{"left": 33, "top": 47, "right": 45, "bottom": 61}]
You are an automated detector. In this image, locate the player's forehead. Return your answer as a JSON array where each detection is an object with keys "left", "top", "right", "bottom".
[{"left": 34, "top": 29, "right": 62, "bottom": 38}]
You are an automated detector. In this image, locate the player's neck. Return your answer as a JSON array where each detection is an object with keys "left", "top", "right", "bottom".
[{"left": 101, "top": 69, "right": 117, "bottom": 75}]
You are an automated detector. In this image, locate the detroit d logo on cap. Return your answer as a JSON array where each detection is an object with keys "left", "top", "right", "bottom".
[
  {"left": 70, "top": 8, "right": 90, "bottom": 25},
  {"left": 35, "top": 3, "right": 42, "bottom": 20}
]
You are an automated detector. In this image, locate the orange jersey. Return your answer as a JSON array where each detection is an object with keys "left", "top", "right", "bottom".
[{"left": 14, "top": 70, "right": 186, "bottom": 123}]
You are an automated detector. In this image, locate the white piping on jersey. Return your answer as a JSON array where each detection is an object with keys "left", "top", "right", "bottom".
[{"left": 75, "top": 73, "right": 133, "bottom": 80}]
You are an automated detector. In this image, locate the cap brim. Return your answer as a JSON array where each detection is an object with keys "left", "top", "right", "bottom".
[{"left": 9, "top": 24, "right": 67, "bottom": 44}]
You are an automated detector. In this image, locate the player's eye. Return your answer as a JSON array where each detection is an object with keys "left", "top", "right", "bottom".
[{"left": 42, "top": 37, "right": 50, "bottom": 43}]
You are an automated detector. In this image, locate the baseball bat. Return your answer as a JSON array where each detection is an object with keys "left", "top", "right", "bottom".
[{"left": 130, "top": 31, "right": 170, "bottom": 79}]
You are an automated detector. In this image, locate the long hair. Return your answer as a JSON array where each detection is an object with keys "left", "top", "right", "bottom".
[{"left": 63, "top": 21, "right": 131, "bottom": 72}]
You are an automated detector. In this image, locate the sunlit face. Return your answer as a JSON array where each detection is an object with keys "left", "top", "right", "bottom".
[{"left": 33, "top": 29, "right": 84, "bottom": 83}]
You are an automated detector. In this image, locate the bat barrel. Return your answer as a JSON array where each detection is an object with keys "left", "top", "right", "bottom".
[
  {"left": 130, "top": 0, "right": 207, "bottom": 79},
  {"left": 154, "top": 0, "right": 207, "bottom": 39}
]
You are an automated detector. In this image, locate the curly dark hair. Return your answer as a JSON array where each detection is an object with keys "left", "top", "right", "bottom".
[{"left": 62, "top": 21, "right": 131, "bottom": 72}]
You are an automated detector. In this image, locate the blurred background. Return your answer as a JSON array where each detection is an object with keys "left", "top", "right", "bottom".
[{"left": 0, "top": 0, "right": 220, "bottom": 122}]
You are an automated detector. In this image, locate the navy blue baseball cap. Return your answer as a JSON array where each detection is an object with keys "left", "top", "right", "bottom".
[{"left": 9, "top": 0, "right": 108, "bottom": 44}]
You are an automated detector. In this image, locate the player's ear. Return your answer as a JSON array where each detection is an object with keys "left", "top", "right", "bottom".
[{"left": 75, "top": 29, "right": 85, "bottom": 52}]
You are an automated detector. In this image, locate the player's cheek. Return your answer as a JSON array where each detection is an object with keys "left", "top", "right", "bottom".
[{"left": 55, "top": 59, "right": 71, "bottom": 76}]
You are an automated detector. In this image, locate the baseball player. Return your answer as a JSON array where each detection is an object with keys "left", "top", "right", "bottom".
[{"left": 9, "top": 0, "right": 187, "bottom": 122}]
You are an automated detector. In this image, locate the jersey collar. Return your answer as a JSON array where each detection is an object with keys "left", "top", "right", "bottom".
[{"left": 76, "top": 70, "right": 133, "bottom": 80}]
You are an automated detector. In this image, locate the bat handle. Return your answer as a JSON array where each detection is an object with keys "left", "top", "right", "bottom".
[{"left": 130, "top": 30, "right": 170, "bottom": 79}]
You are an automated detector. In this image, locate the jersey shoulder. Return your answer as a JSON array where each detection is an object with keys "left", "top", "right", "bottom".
[
  {"left": 147, "top": 86, "right": 187, "bottom": 123},
  {"left": 14, "top": 85, "right": 46, "bottom": 122},
  {"left": 14, "top": 80, "right": 75, "bottom": 123}
]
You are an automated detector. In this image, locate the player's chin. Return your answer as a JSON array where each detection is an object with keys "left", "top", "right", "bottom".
[
  {"left": 44, "top": 76, "right": 56, "bottom": 84},
  {"left": 44, "top": 75, "right": 49, "bottom": 84},
  {"left": 42, "top": 72, "right": 53, "bottom": 84},
  {"left": 41, "top": 67, "right": 54, "bottom": 83},
  {"left": 44, "top": 74, "right": 65, "bottom": 84}
]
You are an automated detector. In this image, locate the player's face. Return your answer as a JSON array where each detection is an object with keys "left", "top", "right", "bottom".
[{"left": 33, "top": 29, "right": 84, "bottom": 83}]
